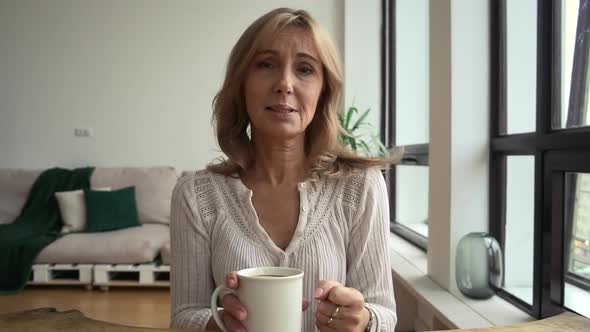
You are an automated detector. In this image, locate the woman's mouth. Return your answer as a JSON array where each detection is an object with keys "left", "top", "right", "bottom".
[
  {"left": 266, "top": 104, "right": 297, "bottom": 113},
  {"left": 265, "top": 104, "right": 298, "bottom": 120}
]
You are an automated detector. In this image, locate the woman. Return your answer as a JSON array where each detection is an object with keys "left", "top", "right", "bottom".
[{"left": 170, "top": 8, "right": 398, "bottom": 332}]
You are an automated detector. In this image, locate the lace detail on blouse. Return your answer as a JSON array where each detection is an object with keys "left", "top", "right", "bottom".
[
  {"left": 301, "top": 178, "right": 339, "bottom": 242},
  {"left": 340, "top": 171, "right": 366, "bottom": 209},
  {"left": 192, "top": 172, "right": 221, "bottom": 222},
  {"left": 211, "top": 172, "right": 264, "bottom": 246},
  {"left": 191, "top": 170, "right": 368, "bottom": 246}
]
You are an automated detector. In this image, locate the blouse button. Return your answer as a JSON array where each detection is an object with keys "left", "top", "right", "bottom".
[
  {"left": 302, "top": 206, "right": 308, "bottom": 212},
  {"left": 299, "top": 182, "right": 307, "bottom": 189}
]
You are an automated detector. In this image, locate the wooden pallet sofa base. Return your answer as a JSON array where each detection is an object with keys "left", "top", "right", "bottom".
[{"left": 28, "top": 263, "right": 170, "bottom": 290}]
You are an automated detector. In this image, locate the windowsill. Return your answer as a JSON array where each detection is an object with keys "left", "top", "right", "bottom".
[
  {"left": 564, "top": 282, "right": 590, "bottom": 318},
  {"left": 389, "top": 232, "right": 535, "bottom": 329},
  {"left": 401, "top": 223, "right": 429, "bottom": 238}
]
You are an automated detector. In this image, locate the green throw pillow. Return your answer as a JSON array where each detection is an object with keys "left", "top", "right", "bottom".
[{"left": 85, "top": 186, "right": 140, "bottom": 232}]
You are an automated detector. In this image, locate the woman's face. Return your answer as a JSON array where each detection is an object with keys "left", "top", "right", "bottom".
[{"left": 244, "top": 26, "right": 324, "bottom": 140}]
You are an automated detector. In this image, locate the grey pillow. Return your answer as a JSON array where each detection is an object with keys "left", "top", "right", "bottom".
[
  {"left": 91, "top": 167, "right": 178, "bottom": 225},
  {"left": 36, "top": 224, "right": 170, "bottom": 264},
  {"left": 0, "top": 169, "right": 41, "bottom": 224}
]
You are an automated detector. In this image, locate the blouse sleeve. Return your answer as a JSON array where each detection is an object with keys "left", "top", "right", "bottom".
[
  {"left": 346, "top": 168, "right": 398, "bottom": 331},
  {"left": 169, "top": 176, "right": 215, "bottom": 330}
]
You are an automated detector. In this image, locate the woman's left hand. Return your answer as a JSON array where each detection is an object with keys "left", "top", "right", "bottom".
[{"left": 314, "top": 280, "right": 371, "bottom": 332}]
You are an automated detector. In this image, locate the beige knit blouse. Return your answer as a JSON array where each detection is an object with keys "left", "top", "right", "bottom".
[{"left": 169, "top": 167, "right": 397, "bottom": 332}]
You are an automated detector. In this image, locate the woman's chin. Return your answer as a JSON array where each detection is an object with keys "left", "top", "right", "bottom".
[{"left": 255, "top": 127, "right": 305, "bottom": 141}]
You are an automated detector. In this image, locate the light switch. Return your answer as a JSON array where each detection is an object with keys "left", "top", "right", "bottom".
[{"left": 74, "top": 128, "right": 93, "bottom": 137}]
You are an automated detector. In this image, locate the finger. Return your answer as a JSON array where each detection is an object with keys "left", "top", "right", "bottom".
[
  {"left": 225, "top": 272, "right": 239, "bottom": 289},
  {"left": 223, "top": 311, "right": 246, "bottom": 332},
  {"left": 316, "top": 300, "right": 339, "bottom": 318},
  {"left": 316, "top": 304, "right": 365, "bottom": 332},
  {"left": 221, "top": 294, "right": 247, "bottom": 321},
  {"left": 314, "top": 280, "right": 343, "bottom": 300},
  {"left": 315, "top": 309, "right": 337, "bottom": 331},
  {"left": 327, "top": 286, "right": 365, "bottom": 308},
  {"left": 302, "top": 298, "right": 310, "bottom": 311}
]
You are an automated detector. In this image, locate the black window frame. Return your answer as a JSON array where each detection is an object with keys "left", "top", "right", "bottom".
[
  {"left": 491, "top": 0, "right": 590, "bottom": 318},
  {"left": 382, "top": 0, "right": 429, "bottom": 251}
]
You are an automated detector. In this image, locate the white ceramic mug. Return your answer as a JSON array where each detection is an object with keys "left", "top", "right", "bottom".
[{"left": 210, "top": 267, "right": 304, "bottom": 332}]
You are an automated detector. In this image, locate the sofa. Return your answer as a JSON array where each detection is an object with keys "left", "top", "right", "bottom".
[{"left": 0, "top": 166, "right": 180, "bottom": 289}]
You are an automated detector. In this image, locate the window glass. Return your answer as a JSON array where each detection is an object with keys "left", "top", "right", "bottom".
[
  {"left": 395, "top": 165, "right": 429, "bottom": 237},
  {"left": 564, "top": 172, "right": 590, "bottom": 318},
  {"left": 504, "top": 155, "right": 535, "bottom": 304},
  {"left": 395, "top": 0, "right": 429, "bottom": 145},
  {"left": 506, "top": 0, "right": 537, "bottom": 134},
  {"left": 555, "top": 0, "right": 587, "bottom": 129}
]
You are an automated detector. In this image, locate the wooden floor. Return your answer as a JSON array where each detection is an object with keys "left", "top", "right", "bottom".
[{"left": 0, "top": 286, "right": 170, "bottom": 328}]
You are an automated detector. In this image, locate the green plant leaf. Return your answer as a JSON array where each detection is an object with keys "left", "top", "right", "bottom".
[
  {"left": 360, "top": 140, "right": 372, "bottom": 156},
  {"left": 337, "top": 104, "right": 389, "bottom": 157},
  {"left": 371, "top": 135, "right": 389, "bottom": 157},
  {"left": 345, "top": 106, "right": 357, "bottom": 130},
  {"left": 343, "top": 135, "right": 350, "bottom": 146},
  {"left": 350, "top": 108, "right": 371, "bottom": 132},
  {"left": 360, "top": 121, "right": 376, "bottom": 129}
]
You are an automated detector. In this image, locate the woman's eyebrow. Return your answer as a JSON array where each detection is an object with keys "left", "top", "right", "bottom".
[
  {"left": 255, "top": 49, "right": 277, "bottom": 57},
  {"left": 255, "top": 49, "right": 320, "bottom": 65},
  {"left": 297, "top": 52, "right": 320, "bottom": 65}
]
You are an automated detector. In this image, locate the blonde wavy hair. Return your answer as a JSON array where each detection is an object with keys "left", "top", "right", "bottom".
[{"left": 207, "top": 8, "right": 400, "bottom": 179}]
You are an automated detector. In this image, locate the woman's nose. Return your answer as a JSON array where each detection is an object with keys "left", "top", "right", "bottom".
[{"left": 274, "top": 70, "right": 294, "bottom": 95}]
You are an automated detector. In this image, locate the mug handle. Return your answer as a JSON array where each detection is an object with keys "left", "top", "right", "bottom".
[{"left": 210, "top": 285, "right": 235, "bottom": 332}]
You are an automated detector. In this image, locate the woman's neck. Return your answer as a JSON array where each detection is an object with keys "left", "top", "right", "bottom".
[{"left": 248, "top": 135, "right": 307, "bottom": 187}]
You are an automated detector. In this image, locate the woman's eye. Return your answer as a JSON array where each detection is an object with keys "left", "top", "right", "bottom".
[
  {"left": 298, "top": 65, "right": 315, "bottom": 75},
  {"left": 256, "top": 61, "right": 274, "bottom": 69}
]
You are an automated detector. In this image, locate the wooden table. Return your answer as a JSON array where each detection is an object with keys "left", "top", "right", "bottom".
[
  {"left": 0, "top": 308, "right": 196, "bottom": 331},
  {"left": 1, "top": 307, "right": 588, "bottom": 331}
]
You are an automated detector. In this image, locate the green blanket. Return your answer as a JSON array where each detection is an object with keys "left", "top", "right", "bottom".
[{"left": 0, "top": 167, "right": 94, "bottom": 294}]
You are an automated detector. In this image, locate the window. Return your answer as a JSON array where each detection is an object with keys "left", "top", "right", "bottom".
[
  {"left": 382, "top": 0, "right": 430, "bottom": 250},
  {"left": 491, "top": 0, "right": 590, "bottom": 318}
]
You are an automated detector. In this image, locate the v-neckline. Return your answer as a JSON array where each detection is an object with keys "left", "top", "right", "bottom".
[{"left": 229, "top": 176, "right": 311, "bottom": 256}]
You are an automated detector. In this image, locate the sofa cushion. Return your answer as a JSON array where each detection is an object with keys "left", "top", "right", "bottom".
[
  {"left": 0, "top": 169, "right": 42, "bottom": 224},
  {"left": 161, "top": 242, "right": 171, "bottom": 265},
  {"left": 90, "top": 167, "right": 177, "bottom": 225},
  {"left": 55, "top": 187, "right": 110, "bottom": 234},
  {"left": 35, "top": 224, "right": 170, "bottom": 264},
  {"left": 85, "top": 187, "right": 140, "bottom": 232}
]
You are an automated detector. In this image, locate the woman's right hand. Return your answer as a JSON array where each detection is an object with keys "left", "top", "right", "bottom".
[{"left": 213, "top": 272, "right": 248, "bottom": 332}]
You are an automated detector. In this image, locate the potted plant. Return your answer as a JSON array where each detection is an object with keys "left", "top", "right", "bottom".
[{"left": 338, "top": 105, "right": 389, "bottom": 157}]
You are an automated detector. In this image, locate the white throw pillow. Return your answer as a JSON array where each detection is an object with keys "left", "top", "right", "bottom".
[{"left": 55, "top": 187, "right": 110, "bottom": 234}]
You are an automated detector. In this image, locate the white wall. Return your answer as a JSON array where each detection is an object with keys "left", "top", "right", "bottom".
[
  {"left": 0, "top": 0, "right": 343, "bottom": 170},
  {"left": 428, "top": 0, "right": 490, "bottom": 291},
  {"left": 428, "top": 0, "right": 453, "bottom": 289}
]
